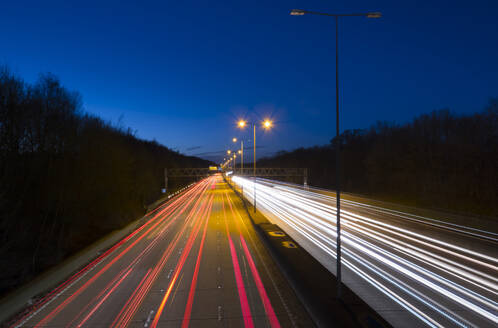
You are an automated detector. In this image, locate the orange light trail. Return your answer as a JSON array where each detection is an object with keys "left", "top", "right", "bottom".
[
  {"left": 76, "top": 267, "right": 133, "bottom": 327},
  {"left": 109, "top": 269, "right": 151, "bottom": 328},
  {"left": 151, "top": 191, "right": 214, "bottom": 328},
  {"left": 181, "top": 191, "right": 213, "bottom": 328},
  {"left": 32, "top": 179, "right": 210, "bottom": 328},
  {"left": 222, "top": 193, "right": 254, "bottom": 328},
  {"left": 112, "top": 180, "right": 213, "bottom": 328}
]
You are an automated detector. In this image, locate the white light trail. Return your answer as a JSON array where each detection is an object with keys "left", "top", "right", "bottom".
[{"left": 232, "top": 176, "right": 498, "bottom": 327}]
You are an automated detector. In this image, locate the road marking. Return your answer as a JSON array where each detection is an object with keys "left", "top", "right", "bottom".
[
  {"left": 282, "top": 241, "right": 298, "bottom": 248},
  {"left": 14, "top": 255, "right": 105, "bottom": 328},
  {"left": 76, "top": 268, "right": 134, "bottom": 327},
  {"left": 218, "top": 305, "right": 223, "bottom": 321},
  {"left": 151, "top": 191, "right": 215, "bottom": 328},
  {"left": 144, "top": 310, "right": 155, "bottom": 327},
  {"left": 268, "top": 231, "right": 285, "bottom": 237},
  {"left": 167, "top": 269, "right": 173, "bottom": 279}
]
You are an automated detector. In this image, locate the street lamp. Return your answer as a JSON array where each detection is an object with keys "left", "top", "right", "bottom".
[
  {"left": 290, "top": 8, "right": 381, "bottom": 299},
  {"left": 232, "top": 137, "right": 244, "bottom": 172},
  {"left": 263, "top": 119, "right": 272, "bottom": 129},
  {"left": 225, "top": 151, "right": 231, "bottom": 169},
  {"left": 237, "top": 118, "right": 273, "bottom": 212}
]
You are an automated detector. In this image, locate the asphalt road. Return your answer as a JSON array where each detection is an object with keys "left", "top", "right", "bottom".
[
  {"left": 10, "top": 175, "right": 312, "bottom": 328},
  {"left": 231, "top": 176, "right": 498, "bottom": 328}
]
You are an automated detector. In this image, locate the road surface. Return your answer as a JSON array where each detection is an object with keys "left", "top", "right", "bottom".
[
  {"left": 232, "top": 176, "right": 498, "bottom": 328},
  {"left": 9, "top": 175, "right": 311, "bottom": 328}
]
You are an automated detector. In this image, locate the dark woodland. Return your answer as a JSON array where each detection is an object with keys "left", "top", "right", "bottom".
[
  {"left": 0, "top": 67, "right": 210, "bottom": 296},
  {"left": 259, "top": 101, "right": 498, "bottom": 217}
]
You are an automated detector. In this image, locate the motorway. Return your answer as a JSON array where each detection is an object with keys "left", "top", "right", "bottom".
[
  {"left": 232, "top": 176, "right": 498, "bottom": 328},
  {"left": 10, "top": 175, "right": 311, "bottom": 328}
]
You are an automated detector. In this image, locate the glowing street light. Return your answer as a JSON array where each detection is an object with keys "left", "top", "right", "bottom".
[
  {"left": 367, "top": 12, "right": 382, "bottom": 18},
  {"left": 227, "top": 150, "right": 231, "bottom": 155},
  {"left": 289, "top": 9, "right": 305, "bottom": 16},
  {"left": 231, "top": 137, "right": 244, "bottom": 172},
  {"left": 237, "top": 118, "right": 273, "bottom": 213}
]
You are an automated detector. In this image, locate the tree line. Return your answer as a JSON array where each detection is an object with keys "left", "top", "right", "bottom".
[
  {"left": 259, "top": 101, "right": 498, "bottom": 218},
  {"left": 0, "top": 67, "right": 210, "bottom": 296}
]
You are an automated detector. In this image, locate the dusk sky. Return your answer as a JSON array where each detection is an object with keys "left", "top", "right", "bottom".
[{"left": 2, "top": 0, "right": 497, "bottom": 162}]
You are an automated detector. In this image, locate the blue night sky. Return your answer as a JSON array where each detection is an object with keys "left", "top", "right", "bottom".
[{"left": 1, "top": 0, "right": 497, "bottom": 163}]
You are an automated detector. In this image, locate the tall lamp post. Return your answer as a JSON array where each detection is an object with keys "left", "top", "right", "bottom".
[
  {"left": 226, "top": 150, "right": 232, "bottom": 170},
  {"left": 232, "top": 138, "right": 237, "bottom": 173},
  {"left": 290, "top": 8, "right": 381, "bottom": 299},
  {"left": 238, "top": 149, "right": 242, "bottom": 170},
  {"left": 237, "top": 119, "right": 273, "bottom": 212},
  {"left": 232, "top": 138, "right": 244, "bottom": 172}
]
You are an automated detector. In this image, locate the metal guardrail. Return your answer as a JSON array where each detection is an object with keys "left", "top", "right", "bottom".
[{"left": 231, "top": 167, "right": 307, "bottom": 177}]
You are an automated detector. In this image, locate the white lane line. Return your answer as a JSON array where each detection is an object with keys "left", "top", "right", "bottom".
[
  {"left": 144, "top": 310, "right": 154, "bottom": 327},
  {"left": 218, "top": 305, "right": 223, "bottom": 321}
]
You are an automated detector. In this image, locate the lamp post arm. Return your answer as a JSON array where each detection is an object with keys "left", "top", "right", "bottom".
[{"left": 292, "top": 9, "right": 379, "bottom": 17}]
